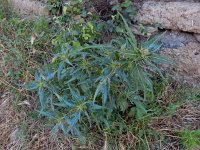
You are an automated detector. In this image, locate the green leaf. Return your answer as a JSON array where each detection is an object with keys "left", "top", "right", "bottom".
[
  {"left": 102, "top": 83, "right": 108, "bottom": 105},
  {"left": 24, "top": 82, "right": 38, "bottom": 90},
  {"left": 151, "top": 54, "right": 172, "bottom": 64},
  {"left": 37, "top": 110, "right": 55, "bottom": 118},
  {"left": 51, "top": 124, "right": 59, "bottom": 134},
  {"left": 118, "top": 12, "right": 137, "bottom": 49},
  {"left": 116, "top": 96, "right": 129, "bottom": 112},
  {"left": 142, "top": 32, "right": 165, "bottom": 52},
  {"left": 57, "top": 62, "right": 65, "bottom": 80},
  {"left": 38, "top": 88, "right": 45, "bottom": 108}
]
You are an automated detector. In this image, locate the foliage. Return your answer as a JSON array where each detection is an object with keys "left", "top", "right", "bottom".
[
  {"left": 112, "top": 0, "right": 136, "bottom": 21},
  {"left": 179, "top": 129, "right": 200, "bottom": 149},
  {"left": 0, "top": 0, "right": 11, "bottom": 19},
  {"left": 47, "top": 0, "right": 62, "bottom": 15},
  {"left": 25, "top": 4, "right": 167, "bottom": 140},
  {"left": 1, "top": 0, "right": 200, "bottom": 149}
]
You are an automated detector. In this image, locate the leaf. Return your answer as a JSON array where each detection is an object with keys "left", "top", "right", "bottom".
[
  {"left": 149, "top": 43, "right": 163, "bottom": 53},
  {"left": 117, "top": 98, "right": 129, "bottom": 112},
  {"left": 65, "top": 58, "right": 73, "bottom": 66},
  {"left": 151, "top": 54, "right": 172, "bottom": 64},
  {"left": 44, "top": 65, "right": 56, "bottom": 81},
  {"left": 99, "top": 116, "right": 110, "bottom": 128},
  {"left": 68, "top": 85, "right": 82, "bottom": 101},
  {"left": 24, "top": 82, "right": 38, "bottom": 90},
  {"left": 54, "top": 93, "right": 74, "bottom": 107},
  {"left": 51, "top": 124, "right": 59, "bottom": 134},
  {"left": 84, "top": 111, "right": 92, "bottom": 127},
  {"left": 85, "top": 101, "right": 103, "bottom": 110},
  {"left": 93, "top": 103, "right": 103, "bottom": 110},
  {"left": 38, "top": 88, "right": 45, "bottom": 108},
  {"left": 118, "top": 12, "right": 137, "bottom": 49},
  {"left": 142, "top": 32, "right": 165, "bottom": 52},
  {"left": 35, "top": 71, "right": 42, "bottom": 81},
  {"left": 73, "top": 127, "right": 84, "bottom": 143},
  {"left": 57, "top": 62, "right": 65, "bottom": 80},
  {"left": 72, "top": 41, "right": 81, "bottom": 49},
  {"left": 144, "top": 59, "right": 164, "bottom": 78},
  {"left": 60, "top": 123, "right": 68, "bottom": 135},
  {"left": 93, "top": 81, "right": 103, "bottom": 102},
  {"left": 45, "top": 72, "right": 56, "bottom": 81},
  {"left": 102, "top": 83, "right": 108, "bottom": 105},
  {"left": 136, "top": 107, "right": 146, "bottom": 119},
  {"left": 37, "top": 110, "right": 55, "bottom": 118},
  {"left": 68, "top": 112, "right": 80, "bottom": 127},
  {"left": 70, "top": 44, "right": 112, "bottom": 58},
  {"left": 106, "top": 95, "right": 116, "bottom": 116},
  {"left": 130, "top": 96, "right": 147, "bottom": 114}
]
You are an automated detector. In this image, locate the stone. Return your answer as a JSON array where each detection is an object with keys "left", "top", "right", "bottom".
[
  {"left": 137, "top": 1, "right": 200, "bottom": 33},
  {"left": 160, "top": 31, "right": 185, "bottom": 49},
  {"left": 159, "top": 31, "right": 200, "bottom": 88},
  {"left": 9, "top": 0, "right": 49, "bottom": 16},
  {"left": 194, "top": 33, "right": 200, "bottom": 43},
  {"left": 131, "top": 25, "right": 158, "bottom": 36}
]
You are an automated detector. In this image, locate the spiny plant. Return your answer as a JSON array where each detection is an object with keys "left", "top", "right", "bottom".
[{"left": 25, "top": 11, "right": 168, "bottom": 141}]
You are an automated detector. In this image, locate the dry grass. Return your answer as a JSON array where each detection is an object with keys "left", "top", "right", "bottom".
[
  {"left": 0, "top": 91, "right": 74, "bottom": 150},
  {"left": 0, "top": 85, "right": 75, "bottom": 150},
  {"left": 0, "top": 41, "right": 72, "bottom": 150},
  {"left": 149, "top": 101, "right": 200, "bottom": 150},
  {"left": 0, "top": 92, "right": 22, "bottom": 150}
]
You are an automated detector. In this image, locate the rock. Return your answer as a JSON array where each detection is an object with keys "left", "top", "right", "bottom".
[
  {"left": 159, "top": 31, "right": 200, "bottom": 88},
  {"left": 194, "top": 33, "right": 200, "bottom": 43},
  {"left": 137, "top": 1, "right": 200, "bottom": 33},
  {"left": 160, "top": 31, "right": 185, "bottom": 49},
  {"left": 131, "top": 25, "right": 158, "bottom": 36},
  {"left": 10, "top": 0, "right": 49, "bottom": 16}
]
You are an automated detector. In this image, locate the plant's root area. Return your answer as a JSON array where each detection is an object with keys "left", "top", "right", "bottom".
[{"left": 0, "top": 90, "right": 199, "bottom": 149}]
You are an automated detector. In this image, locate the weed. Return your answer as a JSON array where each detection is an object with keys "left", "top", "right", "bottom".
[
  {"left": 1, "top": 0, "right": 200, "bottom": 149},
  {"left": 25, "top": 7, "right": 169, "bottom": 145},
  {"left": 179, "top": 129, "right": 200, "bottom": 150}
]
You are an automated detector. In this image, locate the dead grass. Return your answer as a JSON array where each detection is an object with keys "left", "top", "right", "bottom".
[
  {"left": 149, "top": 101, "right": 200, "bottom": 150},
  {"left": 0, "top": 92, "right": 21, "bottom": 150},
  {"left": 0, "top": 91, "right": 74, "bottom": 150},
  {"left": 0, "top": 41, "right": 71, "bottom": 150}
]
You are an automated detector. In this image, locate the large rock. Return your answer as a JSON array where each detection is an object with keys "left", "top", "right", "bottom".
[
  {"left": 159, "top": 31, "right": 200, "bottom": 88},
  {"left": 137, "top": 1, "right": 200, "bottom": 33},
  {"left": 9, "top": 0, "right": 49, "bottom": 16}
]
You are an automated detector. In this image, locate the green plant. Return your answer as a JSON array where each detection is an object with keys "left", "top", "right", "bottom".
[
  {"left": 179, "top": 129, "right": 200, "bottom": 149},
  {"left": 2, "top": 0, "right": 200, "bottom": 149},
  {"left": 47, "top": 0, "right": 62, "bottom": 15},
  {"left": 112, "top": 0, "right": 136, "bottom": 21},
  {"left": 0, "top": 0, "right": 12, "bottom": 20},
  {"left": 25, "top": 11, "right": 168, "bottom": 141}
]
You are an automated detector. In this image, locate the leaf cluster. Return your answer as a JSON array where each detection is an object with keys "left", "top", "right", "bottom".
[{"left": 26, "top": 10, "right": 167, "bottom": 139}]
